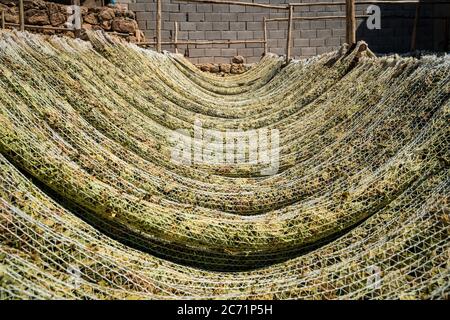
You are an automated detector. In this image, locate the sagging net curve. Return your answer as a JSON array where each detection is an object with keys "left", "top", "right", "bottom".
[{"left": 0, "top": 30, "right": 448, "bottom": 299}]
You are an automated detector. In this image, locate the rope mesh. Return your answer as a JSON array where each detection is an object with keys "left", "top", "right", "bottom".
[{"left": 0, "top": 30, "right": 449, "bottom": 299}]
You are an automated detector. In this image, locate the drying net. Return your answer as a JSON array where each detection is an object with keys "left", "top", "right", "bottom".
[{"left": 0, "top": 30, "right": 449, "bottom": 299}]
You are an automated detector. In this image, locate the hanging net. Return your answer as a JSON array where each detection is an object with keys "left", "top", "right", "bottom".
[{"left": 0, "top": 30, "right": 449, "bottom": 299}]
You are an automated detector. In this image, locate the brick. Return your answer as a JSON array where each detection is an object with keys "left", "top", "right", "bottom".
[
  {"left": 221, "top": 48, "right": 238, "bottom": 56},
  {"left": 212, "top": 4, "right": 229, "bottom": 13},
  {"left": 180, "top": 22, "right": 196, "bottom": 31},
  {"left": 317, "top": 29, "right": 332, "bottom": 39},
  {"left": 189, "top": 48, "right": 205, "bottom": 58},
  {"left": 301, "top": 30, "right": 317, "bottom": 38},
  {"left": 294, "top": 38, "right": 309, "bottom": 47},
  {"left": 310, "top": 38, "right": 325, "bottom": 47},
  {"left": 204, "top": 48, "right": 222, "bottom": 56},
  {"left": 189, "top": 31, "right": 205, "bottom": 40},
  {"left": 196, "top": 4, "right": 213, "bottom": 13},
  {"left": 247, "top": 22, "right": 263, "bottom": 31},
  {"left": 325, "top": 37, "right": 341, "bottom": 46},
  {"left": 230, "top": 22, "right": 246, "bottom": 31},
  {"left": 213, "top": 22, "right": 229, "bottom": 31},
  {"left": 221, "top": 31, "right": 237, "bottom": 40},
  {"left": 188, "top": 13, "right": 205, "bottom": 22},
  {"left": 237, "top": 31, "right": 254, "bottom": 40},
  {"left": 301, "top": 47, "right": 317, "bottom": 56},
  {"left": 196, "top": 22, "right": 213, "bottom": 31},
  {"left": 205, "top": 31, "right": 222, "bottom": 40},
  {"left": 230, "top": 5, "right": 245, "bottom": 13}
]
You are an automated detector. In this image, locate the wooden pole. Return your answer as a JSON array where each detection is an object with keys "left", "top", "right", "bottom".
[
  {"left": 346, "top": 0, "right": 356, "bottom": 45},
  {"left": 410, "top": 3, "right": 420, "bottom": 51},
  {"left": 74, "top": 0, "right": 81, "bottom": 38},
  {"left": 174, "top": 21, "right": 179, "bottom": 54},
  {"left": 156, "top": 0, "right": 162, "bottom": 52},
  {"left": 174, "top": 0, "right": 287, "bottom": 10},
  {"left": 286, "top": 4, "right": 294, "bottom": 63},
  {"left": 263, "top": 17, "right": 268, "bottom": 55},
  {"left": 1, "top": 10, "right": 5, "bottom": 30},
  {"left": 444, "top": 18, "right": 449, "bottom": 52},
  {"left": 19, "top": 0, "right": 24, "bottom": 32}
]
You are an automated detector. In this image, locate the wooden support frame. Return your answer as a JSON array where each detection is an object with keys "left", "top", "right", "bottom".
[
  {"left": 138, "top": 39, "right": 266, "bottom": 46},
  {"left": 19, "top": 0, "right": 24, "bottom": 32},
  {"left": 174, "top": 22, "right": 179, "bottom": 54},
  {"left": 445, "top": 18, "right": 449, "bottom": 52},
  {"left": 346, "top": 0, "right": 356, "bottom": 45},
  {"left": 263, "top": 17, "right": 268, "bottom": 55},
  {"left": 156, "top": 0, "right": 162, "bottom": 52},
  {"left": 1, "top": 10, "right": 5, "bottom": 30},
  {"left": 286, "top": 4, "right": 294, "bottom": 63},
  {"left": 175, "top": 0, "right": 288, "bottom": 10},
  {"left": 410, "top": 2, "right": 420, "bottom": 51}
]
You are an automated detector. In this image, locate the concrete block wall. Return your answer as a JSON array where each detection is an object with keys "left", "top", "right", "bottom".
[{"left": 129, "top": 0, "right": 449, "bottom": 64}]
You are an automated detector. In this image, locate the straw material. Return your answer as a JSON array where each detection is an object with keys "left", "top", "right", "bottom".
[{"left": 0, "top": 30, "right": 449, "bottom": 299}]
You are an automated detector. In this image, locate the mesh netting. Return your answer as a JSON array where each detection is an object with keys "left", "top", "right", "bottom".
[{"left": 0, "top": 30, "right": 449, "bottom": 299}]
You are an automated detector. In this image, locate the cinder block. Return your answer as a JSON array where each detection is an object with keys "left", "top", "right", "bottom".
[
  {"left": 301, "top": 47, "right": 317, "bottom": 56},
  {"left": 188, "top": 13, "right": 205, "bottom": 22},
  {"left": 294, "top": 38, "right": 309, "bottom": 47},
  {"left": 189, "top": 31, "right": 205, "bottom": 40},
  {"left": 204, "top": 48, "right": 222, "bottom": 57},
  {"left": 212, "top": 4, "right": 229, "bottom": 13},
  {"left": 325, "top": 37, "right": 341, "bottom": 46},
  {"left": 230, "top": 5, "right": 245, "bottom": 13},
  {"left": 221, "top": 31, "right": 237, "bottom": 40},
  {"left": 301, "top": 30, "right": 317, "bottom": 38},
  {"left": 205, "top": 31, "right": 222, "bottom": 40},
  {"left": 237, "top": 31, "right": 254, "bottom": 40},
  {"left": 221, "top": 48, "right": 238, "bottom": 56},
  {"left": 310, "top": 38, "right": 325, "bottom": 47},
  {"left": 269, "top": 30, "right": 286, "bottom": 39},
  {"left": 213, "top": 22, "right": 229, "bottom": 31},
  {"left": 317, "top": 29, "right": 332, "bottom": 39},
  {"left": 196, "top": 4, "right": 213, "bottom": 13},
  {"left": 196, "top": 22, "right": 213, "bottom": 31},
  {"left": 230, "top": 22, "right": 246, "bottom": 31},
  {"left": 180, "top": 22, "right": 197, "bottom": 31},
  {"left": 189, "top": 48, "right": 205, "bottom": 58},
  {"left": 247, "top": 22, "right": 263, "bottom": 31}
]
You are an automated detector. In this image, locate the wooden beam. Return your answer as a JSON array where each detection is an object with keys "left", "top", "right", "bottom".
[
  {"left": 346, "top": 0, "right": 356, "bottom": 45},
  {"left": 174, "top": 21, "right": 179, "bottom": 54},
  {"left": 410, "top": 3, "right": 420, "bottom": 51},
  {"left": 174, "top": 0, "right": 288, "bottom": 10},
  {"left": 156, "top": 0, "right": 162, "bottom": 52},
  {"left": 263, "top": 17, "right": 268, "bottom": 55},
  {"left": 19, "top": 0, "right": 24, "bottom": 32},
  {"left": 286, "top": 5, "right": 294, "bottom": 63},
  {"left": 444, "top": 18, "right": 449, "bottom": 52},
  {"left": 139, "top": 39, "right": 266, "bottom": 46},
  {"left": 266, "top": 15, "right": 369, "bottom": 22},
  {"left": 1, "top": 10, "right": 5, "bottom": 29}
]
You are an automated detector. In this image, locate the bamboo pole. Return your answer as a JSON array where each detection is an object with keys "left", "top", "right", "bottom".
[
  {"left": 286, "top": 4, "right": 294, "bottom": 63},
  {"left": 266, "top": 15, "right": 369, "bottom": 22},
  {"left": 19, "top": 0, "right": 24, "bottom": 32},
  {"left": 174, "top": 21, "right": 179, "bottom": 54},
  {"left": 156, "top": 0, "right": 162, "bottom": 52},
  {"left": 445, "top": 18, "right": 449, "bottom": 52},
  {"left": 346, "top": 0, "right": 356, "bottom": 45},
  {"left": 410, "top": 3, "right": 420, "bottom": 51},
  {"left": 138, "top": 39, "right": 266, "bottom": 46},
  {"left": 290, "top": 1, "right": 450, "bottom": 6},
  {"left": 1, "top": 10, "right": 5, "bottom": 30},
  {"left": 263, "top": 17, "right": 268, "bottom": 55},
  {"left": 174, "top": 0, "right": 288, "bottom": 10}
]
